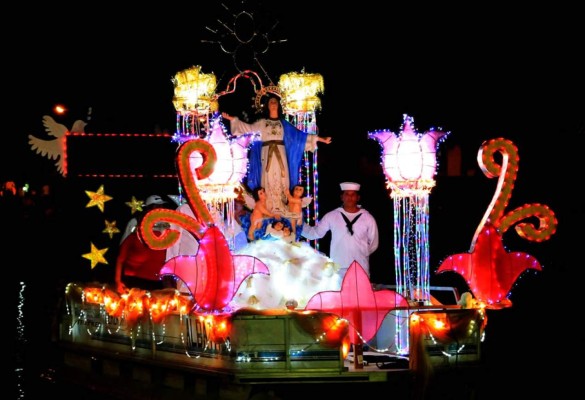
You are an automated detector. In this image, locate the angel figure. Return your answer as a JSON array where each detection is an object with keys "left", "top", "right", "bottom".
[
  {"left": 284, "top": 184, "right": 312, "bottom": 239},
  {"left": 248, "top": 187, "right": 280, "bottom": 241}
]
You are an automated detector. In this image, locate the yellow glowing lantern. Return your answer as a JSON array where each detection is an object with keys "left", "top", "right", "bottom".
[
  {"left": 172, "top": 65, "right": 217, "bottom": 115},
  {"left": 278, "top": 71, "right": 324, "bottom": 113}
]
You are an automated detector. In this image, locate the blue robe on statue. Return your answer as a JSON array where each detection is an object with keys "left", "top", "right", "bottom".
[{"left": 247, "top": 118, "right": 308, "bottom": 192}]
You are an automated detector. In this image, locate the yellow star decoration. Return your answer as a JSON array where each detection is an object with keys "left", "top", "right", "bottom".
[
  {"left": 102, "top": 220, "right": 120, "bottom": 239},
  {"left": 85, "top": 185, "right": 113, "bottom": 212},
  {"left": 82, "top": 242, "right": 109, "bottom": 269},
  {"left": 125, "top": 196, "right": 144, "bottom": 214}
]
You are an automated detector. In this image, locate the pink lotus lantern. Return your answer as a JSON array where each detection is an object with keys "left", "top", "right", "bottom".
[
  {"left": 369, "top": 114, "right": 448, "bottom": 353},
  {"left": 370, "top": 114, "right": 447, "bottom": 197}
]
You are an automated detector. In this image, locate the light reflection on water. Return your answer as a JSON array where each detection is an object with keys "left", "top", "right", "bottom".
[
  {"left": 13, "top": 280, "right": 103, "bottom": 400},
  {"left": 16, "top": 282, "right": 26, "bottom": 399}
]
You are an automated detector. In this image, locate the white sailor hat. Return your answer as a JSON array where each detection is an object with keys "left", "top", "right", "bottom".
[{"left": 340, "top": 182, "right": 360, "bottom": 191}]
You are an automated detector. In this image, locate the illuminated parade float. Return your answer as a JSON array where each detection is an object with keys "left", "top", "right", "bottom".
[{"left": 29, "top": 62, "right": 557, "bottom": 398}]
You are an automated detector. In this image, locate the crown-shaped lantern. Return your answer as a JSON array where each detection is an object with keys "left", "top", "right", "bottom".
[
  {"left": 278, "top": 71, "right": 324, "bottom": 113},
  {"left": 172, "top": 65, "right": 217, "bottom": 115}
]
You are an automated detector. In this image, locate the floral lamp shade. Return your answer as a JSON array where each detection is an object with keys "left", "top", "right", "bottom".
[{"left": 369, "top": 114, "right": 448, "bottom": 196}]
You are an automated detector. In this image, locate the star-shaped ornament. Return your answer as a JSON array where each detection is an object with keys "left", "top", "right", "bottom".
[
  {"left": 82, "top": 242, "right": 109, "bottom": 269},
  {"left": 102, "top": 220, "right": 120, "bottom": 239},
  {"left": 125, "top": 196, "right": 144, "bottom": 214},
  {"left": 85, "top": 185, "right": 113, "bottom": 212}
]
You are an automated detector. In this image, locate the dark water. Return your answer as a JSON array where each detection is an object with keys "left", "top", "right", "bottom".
[{"left": 14, "top": 279, "right": 126, "bottom": 400}]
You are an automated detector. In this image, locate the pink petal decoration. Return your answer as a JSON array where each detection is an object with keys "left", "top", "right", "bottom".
[
  {"left": 436, "top": 223, "right": 542, "bottom": 308},
  {"left": 160, "top": 226, "right": 269, "bottom": 311},
  {"left": 304, "top": 261, "right": 408, "bottom": 343}
]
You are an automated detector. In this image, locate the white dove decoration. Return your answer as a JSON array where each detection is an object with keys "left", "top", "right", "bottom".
[{"left": 28, "top": 115, "right": 87, "bottom": 177}]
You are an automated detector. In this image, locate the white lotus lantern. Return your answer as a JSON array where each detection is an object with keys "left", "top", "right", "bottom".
[
  {"left": 189, "top": 117, "right": 253, "bottom": 200},
  {"left": 188, "top": 115, "right": 256, "bottom": 248}
]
